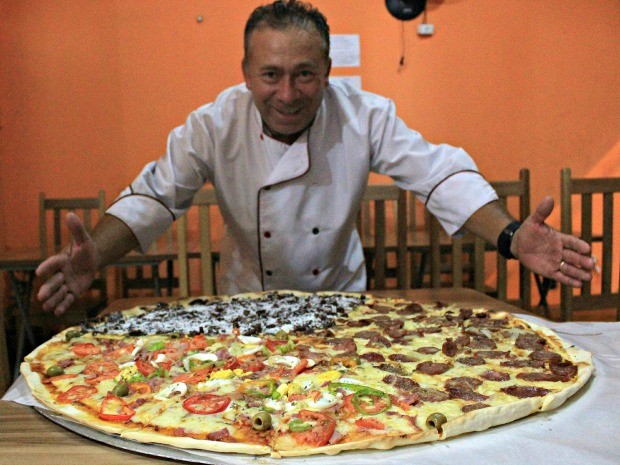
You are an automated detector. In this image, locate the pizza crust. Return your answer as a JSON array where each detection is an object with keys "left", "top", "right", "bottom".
[{"left": 122, "top": 429, "right": 272, "bottom": 455}]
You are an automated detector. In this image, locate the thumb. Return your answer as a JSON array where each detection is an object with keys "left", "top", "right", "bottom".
[
  {"left": 529, "top": 196, "right": 554, "bottom": 225},
  {"left": 66, "top": 212, "right": 90, "bottom": 246}
]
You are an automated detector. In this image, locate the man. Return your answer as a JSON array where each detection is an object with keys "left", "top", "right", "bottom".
[{"left": 37, "top": 0, "right": 594, "bottom": 316}]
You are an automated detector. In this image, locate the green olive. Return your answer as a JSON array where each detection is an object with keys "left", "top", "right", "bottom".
[
  {"left": 112, "top": 382, "right": 130, "bottom": 397},
  {"left": 274, "top": 330, "right": 289, "bottom": 340},
  {"left": 45, "top": 365, "right": 64, "bottom": 377},
  {"left": 426, "top": 412, "right": 447, "bottom": 432},
  {"left": 252, "top": 411, "right": 272, "bottom": 431},
  {"left": 65, "top": 329, "right": 82, "bottom": 341}
]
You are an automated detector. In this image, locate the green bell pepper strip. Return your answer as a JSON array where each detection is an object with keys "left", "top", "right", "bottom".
[
  {"left": 147, "top": 341, "right": 166, "bottom": 351},
  {"left": 244, "top": 379, "right": 277, "bottom": 398},
  {"left": 328, "top": 382, "right": 392, "bottom": 415},
  {"left": 288, "top": 418, "right": 312, "bottom": 432},
  {"left": 350, "top": 390, "right": 392, "bottom": 415}
]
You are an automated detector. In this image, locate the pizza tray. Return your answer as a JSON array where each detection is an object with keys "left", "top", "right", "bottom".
[{"left": 34, "top": 406, "right": 248, "bottom": 465}]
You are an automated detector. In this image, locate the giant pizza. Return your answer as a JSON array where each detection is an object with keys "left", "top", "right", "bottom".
[{"left": 21, "top": 291, "right": 593, "bottom": 457}]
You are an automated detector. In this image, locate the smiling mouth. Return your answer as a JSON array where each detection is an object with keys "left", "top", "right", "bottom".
[{"left": 274, "top": 107, "right": 302, "bottom": 116}]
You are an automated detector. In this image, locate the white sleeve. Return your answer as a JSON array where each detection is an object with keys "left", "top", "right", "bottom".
[
  {"left": 106, "top": 110, "right": 213, "bottom": 252},
  {"left": 369, "top": 99, "right": 498, "bottom": 236}
]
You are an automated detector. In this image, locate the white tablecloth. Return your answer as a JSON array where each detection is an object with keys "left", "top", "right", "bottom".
[{"left": 4, "top": 315, "right": 619, "bottom": 465}]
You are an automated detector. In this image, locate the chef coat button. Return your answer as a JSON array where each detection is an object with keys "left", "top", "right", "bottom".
[
  {"left": 312, "top": 269, "right": 320, "bottom": 276},
  {"left": 264, "top": 231, "right": 271, "bottom": 238},
  {"left": 266, "top": 270, "right": 273, "bottom": 276},
  {"left": 312, "top": 227, "right": 319, "bottom": 234}
]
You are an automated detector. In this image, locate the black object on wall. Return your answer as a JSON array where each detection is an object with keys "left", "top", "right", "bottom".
[{"left": 385, "top": 0, "right": 427, "bottom": 21}]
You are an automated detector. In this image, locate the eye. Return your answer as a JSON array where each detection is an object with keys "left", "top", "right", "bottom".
[
  {"left": 297, "top": 70, "right": 316, "bottom": 83},
  {"left": 261, "top": 71, "right": 279, "bottom": 83}
]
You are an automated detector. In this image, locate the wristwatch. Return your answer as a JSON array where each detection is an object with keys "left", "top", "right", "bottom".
[{"left": 497, "top": 221, "right": 521, "bottom": 259}]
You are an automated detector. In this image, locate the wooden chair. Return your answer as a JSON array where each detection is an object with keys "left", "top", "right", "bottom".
[
  {"left": 177, "top": 188, "right": 220, "bottom": 298},
  {"left": 39, "top": 191, "right": 108, "bottom": 316},
  {"left": 427, "top": 168, "right": 532, "bottom": 309},
  {"left": 115, "top": 227, "right": 177, "bottom": 298},
  {"left": 559, "top": 168, "right": 620, "bottom": 321},
  {"left": 358, "top": 184, "right": 408, "bottom": 290}
]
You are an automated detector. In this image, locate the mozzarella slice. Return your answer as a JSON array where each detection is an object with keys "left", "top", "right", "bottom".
[
  {"left": 154, "top": 382, "right": 187, "bottom": 400},
  {"left": 182, "top": 353, "right": 218, "bottom": 372}
]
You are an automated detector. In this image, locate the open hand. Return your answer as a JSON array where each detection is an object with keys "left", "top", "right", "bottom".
[
  {"left": 36, "top": 213, "right": 99, "bottom": 316},
  {"left": 511, "top": 196, "right": 595, "bottom": 287}
]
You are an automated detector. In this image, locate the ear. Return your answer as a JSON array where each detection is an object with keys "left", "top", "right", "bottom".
[{"left": 241, "top": 60, "right": 252, "bottom": 90}]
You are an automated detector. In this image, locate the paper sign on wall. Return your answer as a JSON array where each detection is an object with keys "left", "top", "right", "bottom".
[{"left": 330, "top": 34, "right": 360, "bottom": 67}]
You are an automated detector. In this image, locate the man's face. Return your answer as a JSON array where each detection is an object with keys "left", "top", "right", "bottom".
[{"left": 243, "top": 26, "right": 331, "bottom": 144}]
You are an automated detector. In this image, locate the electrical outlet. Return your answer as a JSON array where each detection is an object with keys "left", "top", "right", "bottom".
[{"left": 417, "top": 23, "right": 434, "bottom": 36}]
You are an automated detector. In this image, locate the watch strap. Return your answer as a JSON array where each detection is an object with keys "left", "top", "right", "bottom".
[{"left": 497, "top": 221, "right": 521, "bottom": 260}]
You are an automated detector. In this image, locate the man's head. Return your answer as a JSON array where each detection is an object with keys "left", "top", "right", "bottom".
[{"left": 242, "top": 1, "right": 332, "bottom": 144}]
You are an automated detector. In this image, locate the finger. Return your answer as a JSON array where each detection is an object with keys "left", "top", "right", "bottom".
[
  {"left": 37, "top": 271, "right": 66, "bottom": 301},
  {"left": 561, "top": 248, "right": 595, "bottom": 271},
  {"left": 54, "top": 291, "right": 75, "bottom": 317},
  {"left": 559, "top": 260, "right": 593, "bottom": 283},
  {"left": 41, "top": 284, "right": 70, "bottom": 312},
  {"left": 550, "top": 269, "right": 585, "bottom": 288},
  {"left": 528, "top": 196, "right": 554, "bottom": 225},
  {"left": 562, "top": 233, "right": 592, "bottom": 256},
  {"left": 35, "top": 253, "right": 69, "bottom": 279},
  {"left": 66, "top": 212, "right": 90, "bottom": 246}
]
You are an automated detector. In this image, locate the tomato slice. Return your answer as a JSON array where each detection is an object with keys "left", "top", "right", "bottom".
[
  {"left": 151, "top": 348, "right": 182, "bottom": 362},
  {"left": 135, "top": 359, "right": 156, "bottom": 377},
  {"left": 222, "top": 356, "right": 239, "bottom": 370},
  {"left": 57, "top": 385, "right": 97, "bottom": 404},
  {"left": 342, "top": 393, "right": 356, "bottom": 414},
  {"left": 99, "top": 394, "right": 136, "bottom": 421},
  {"left": 265, "top": 339, "right": 287, "bottom": 352},
  {"left": 105, "top": 344, "right": 135, "bottom": 359},
  {"left": 355, "top": 417, "right": 385, "bottom": 430},
  {"left": 172, "top": 368, "right": 212, "bottom": 385},
  {"left": 83, "top": 361, "right": 119, "bottom": 376},
  {"left": 292, "top": 358, "right": 309, "bottom": 375},
  {"left": 71, "top": 343, "right": 101, "bottom": 357},
  {"left": 42, "top": 373, "right": 78, "bottom": 384},
  {"left": 128, "top": 382, "right": 152, "bottom": 394},
  {"left": 186, "top": 334, "right": 210, "bottom": 350},
  {"left": 182, "top": 394, "right": 231, "bottom": 415},
  {"left": 290, "top": 409, "right": 336, "bottom": 447}
]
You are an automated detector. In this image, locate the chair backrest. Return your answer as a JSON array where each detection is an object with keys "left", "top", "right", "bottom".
[
  {"left": 39, "top": 190, "right": 106, "bottom": 256},
  {"left": 177, "top": 188, "right": 219, "bottom": 298},
  {"left": 429, "top": 168, "right": 531, "bottom": 309},
  {"left": 560, "top": 168, "right": 620, "bottom": 321},
  {"left": 357, "top": 184, "right": 408, "bottom": 289}
]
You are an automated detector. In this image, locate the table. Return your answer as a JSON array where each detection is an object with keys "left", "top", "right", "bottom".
[{"left": 3, "top": 288, "right": 618, "bottom": 464}]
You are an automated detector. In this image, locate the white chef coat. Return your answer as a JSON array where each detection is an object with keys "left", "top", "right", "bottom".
[{"left": 107, "top": 80, "right": 497, "bottom": 294}]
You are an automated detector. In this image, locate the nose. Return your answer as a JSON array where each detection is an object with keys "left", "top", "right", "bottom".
[{"left": 275, "top": 76, "right": 298, "bottom": 103}]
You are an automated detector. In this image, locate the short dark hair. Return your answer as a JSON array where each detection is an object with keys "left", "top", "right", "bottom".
[{"left": 243, "top": 0, "right": 330, "bottom": 68}]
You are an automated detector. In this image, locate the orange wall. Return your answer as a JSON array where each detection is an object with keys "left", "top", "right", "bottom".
[{"left": 1, "top": 0, "right": 619, "bottom": 252}]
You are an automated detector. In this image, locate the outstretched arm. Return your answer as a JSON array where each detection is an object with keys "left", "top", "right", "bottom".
[
  {"left": 463, "top": 197, "right": 595, "bottom": 287},
  {"left": 36, "top": 213, "right": 139, "bottom": 316}
]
